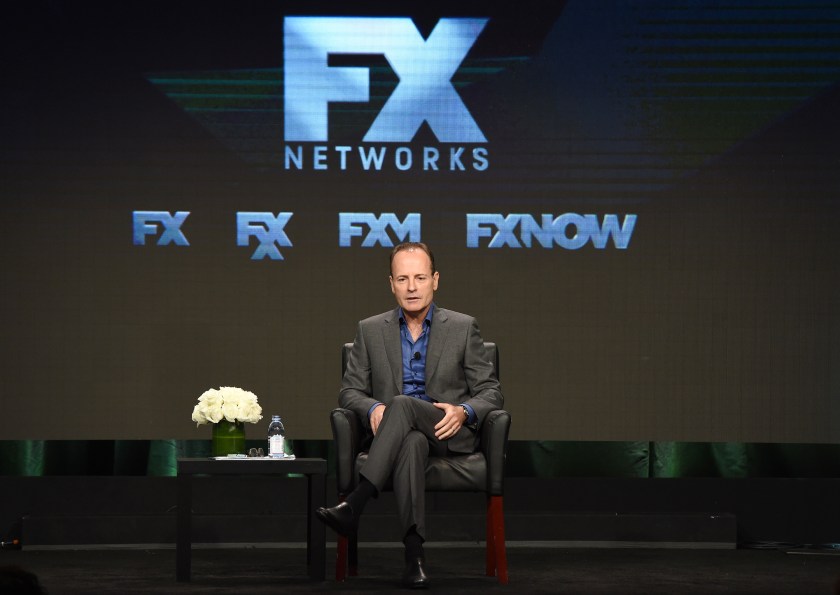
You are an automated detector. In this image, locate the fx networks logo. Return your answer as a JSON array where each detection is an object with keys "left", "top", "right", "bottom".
[
  {"left": 237, "top": 212, "right": 293, "bottom": 260},
  {"left": 133, "top": 211, "right": 190, "bottom": 246},
  {"left": 467, "top": 213, "right": 637, "bottom": 249},
  {"left": 339, "top": 213, "right": 421, "bottom": 247},
  {"left": 284, "top": 17, "right": 489, "bottom": 172}
]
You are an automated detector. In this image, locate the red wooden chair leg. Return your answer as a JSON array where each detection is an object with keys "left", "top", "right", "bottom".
[
  {"left": 486, "top": 496, "right": 496, "bottom": 576},
  {"left": 336, "top": 534, "right": 348, "bottom": 581},
  {"left": 334, "top": 494, "right": 360, "bottom": 581},
  {"left": 487, "top": 495, "right": 508, "bottom": 584}
]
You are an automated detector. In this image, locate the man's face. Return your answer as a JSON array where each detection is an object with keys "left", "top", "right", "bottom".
[{"left": 389, "top": 249, "right": 439, "bottom": 317}]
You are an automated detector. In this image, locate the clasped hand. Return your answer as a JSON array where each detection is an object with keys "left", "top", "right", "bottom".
[
  {"left": 368, "top": 402, "right": 467, "bottom": 440},
  {"left": 432, "top": 402, "right": 467, "bottom": 440}
]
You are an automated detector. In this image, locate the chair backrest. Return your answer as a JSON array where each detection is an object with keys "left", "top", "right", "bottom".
[{"left": 342, "top": 342, "right": 499, "bottom": 380}]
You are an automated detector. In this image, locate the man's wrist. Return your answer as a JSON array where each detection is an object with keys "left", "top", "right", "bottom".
[{"left": 367, "top": 402, "right": 384, "bottom": 420}]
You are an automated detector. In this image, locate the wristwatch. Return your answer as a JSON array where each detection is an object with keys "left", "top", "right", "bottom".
[{"left": 460, "top": 405, "right": 470, "bottom": 422}]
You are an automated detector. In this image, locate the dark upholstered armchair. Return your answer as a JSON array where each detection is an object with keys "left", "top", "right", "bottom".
[{"left": 329, "top": 342, "right": 511, "bottom": 584}]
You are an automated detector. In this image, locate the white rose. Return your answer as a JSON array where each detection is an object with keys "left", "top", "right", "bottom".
[
  {"left": 203, "top": 400, "right": 224, "bottom": 423},
  {"left": 238, "top": 398, "right": 263, "bottom": 424},
  {"left": 222, "top": 399, "right": 240, "bottom": 423},
  {"left": 191, "top": 404, "right": 207, "bottom": 425},
  {"left": 195, "top": 389, "right": 224, "bottom": 423}
]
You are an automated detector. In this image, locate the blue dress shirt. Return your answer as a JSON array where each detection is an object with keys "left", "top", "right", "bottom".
[{"left": 400, "top": 304, "right": 434, "bottom": 402}]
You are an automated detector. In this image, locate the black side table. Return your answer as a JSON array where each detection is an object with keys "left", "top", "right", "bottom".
[{"left": 176, "top": 457, "right": 327, "bottom": 581}]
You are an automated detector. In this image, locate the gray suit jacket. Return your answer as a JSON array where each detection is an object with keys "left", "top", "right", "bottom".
[{"left": 339, "top": 306, "right": 503, "bottom": 453}]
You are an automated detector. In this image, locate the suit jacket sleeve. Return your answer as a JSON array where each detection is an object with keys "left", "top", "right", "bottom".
[
  {"left": 338, "top": 321, "right": 379, "bottom": 430},
  {"left": 461, "top": 317, "right": 504, "bottom": 428}
]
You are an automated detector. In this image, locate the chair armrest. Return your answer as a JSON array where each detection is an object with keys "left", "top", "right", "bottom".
[
  {"left": 479, "top": 409, "right": 511, "bottom": 496},
  {"left": 329, "top": 407, "right": 364, "bottom": 496}
]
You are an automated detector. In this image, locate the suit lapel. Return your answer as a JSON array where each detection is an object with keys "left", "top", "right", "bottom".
[
  {"left": 382, "top": 308, "right": 403, "bottom": 393},
  {"left": 425, "top": 307, "right": 449, "bottom": 384}
]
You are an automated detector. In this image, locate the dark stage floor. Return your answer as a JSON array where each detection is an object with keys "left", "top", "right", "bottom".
[{"left": 2, "top": 545, "right": 840, "bottom": 594}]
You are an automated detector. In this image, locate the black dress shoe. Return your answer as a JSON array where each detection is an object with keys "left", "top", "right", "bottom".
[
  {"left": 315, "top": 502, "right": 357, "bottom": 536},
  {"left": 402, "top": 557, "right": 430, "bottom": 589}
]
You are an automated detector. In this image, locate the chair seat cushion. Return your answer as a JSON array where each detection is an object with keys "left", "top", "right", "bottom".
[{"left": 355, "top": 451, "right": 487, "bottom": 492}]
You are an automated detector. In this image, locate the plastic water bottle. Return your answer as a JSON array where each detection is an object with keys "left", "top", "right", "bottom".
[{"left": 267, "top": 415, "right": 286, "bottom": 458}]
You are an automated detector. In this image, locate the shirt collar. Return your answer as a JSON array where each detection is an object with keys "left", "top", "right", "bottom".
[{"left": 399, "top": 303, "right": 435, "bottom": 327}]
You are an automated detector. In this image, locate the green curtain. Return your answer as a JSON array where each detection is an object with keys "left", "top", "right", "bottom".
[{"left": 2, "top": 440, "right": 839, "bottom": 478}]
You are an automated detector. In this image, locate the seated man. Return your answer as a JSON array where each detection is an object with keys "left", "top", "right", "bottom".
[{"left": 317, "top": 241, "right": 504, "bottom": 589}]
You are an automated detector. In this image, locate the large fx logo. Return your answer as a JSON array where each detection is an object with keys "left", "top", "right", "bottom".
[
  {"left": 133, "top": 211, "right": 190, "bottom": 246},
  {"left": 284, "top": 17, "right": 488, "bottom": 143},
  {"left": 339, "top": 213, "right": 421, "bottom": 247},
  {"left": 237, "top": 212, "right": 293, "bottom": 260},
  {"left": 467, "top": 214, "right": 637, "bottom": 249}
]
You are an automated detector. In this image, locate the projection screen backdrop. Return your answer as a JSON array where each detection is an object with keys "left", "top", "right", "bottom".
[{"left": 2, "top": 1, "right": 839, "bottom": 441}]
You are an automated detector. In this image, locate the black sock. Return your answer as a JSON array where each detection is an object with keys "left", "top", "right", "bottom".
[
  {"left": 345, "top": 477, "right": 377, "bottom": 517},
  {"left": 403, "top": 526, "right": 425, "bottom": 561}
]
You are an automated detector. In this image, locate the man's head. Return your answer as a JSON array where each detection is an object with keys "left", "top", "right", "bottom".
[{"left": 389, "top": 242, "right": 439, "bottom": 318}]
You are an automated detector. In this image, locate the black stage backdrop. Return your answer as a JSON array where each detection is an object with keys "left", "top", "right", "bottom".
[{"left": 2, "top": 1, "right": 839, "bottom": 442}]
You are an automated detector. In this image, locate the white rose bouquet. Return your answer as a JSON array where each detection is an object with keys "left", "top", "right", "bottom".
[{"left": 191, "top": 386, "right": 263, "bottom": 425}]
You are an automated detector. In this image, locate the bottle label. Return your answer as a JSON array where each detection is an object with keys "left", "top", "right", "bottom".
[{"left": 269, "top": 435, "right": 285, "bottom": 457}]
